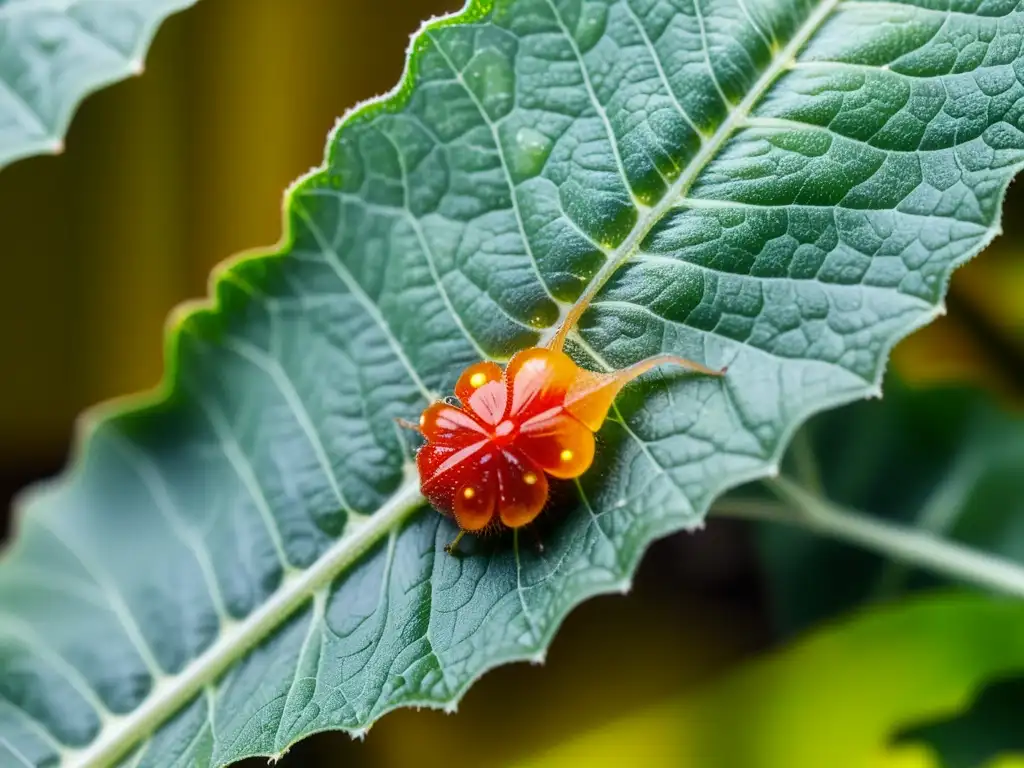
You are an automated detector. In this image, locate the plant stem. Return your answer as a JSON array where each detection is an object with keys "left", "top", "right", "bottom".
[
  {"left": 715, "top": 476, "right": 1024, "bottom": 600},
  {"left": 871, "top": 447, "right": 982, "bottom": 600}
]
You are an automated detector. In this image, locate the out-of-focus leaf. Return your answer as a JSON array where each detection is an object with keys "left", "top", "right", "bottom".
[
  {"left": 516, "top": 594, "right": 1024, "bottom": 768},
  {"left": 3, "top": 0, "right": 1024, "bottom": 765},
  {"left": 758, "top": 380, "right": 1024, "bottom": 633},
  {"left": 895, "top": 675, "right": 1024, "bottom": 768},
  {"left": 749, "top": 381, "right": 1024, "bottom": 768},
  {"left": 0, "top": 0, "right": 198, "bottom": 171}
]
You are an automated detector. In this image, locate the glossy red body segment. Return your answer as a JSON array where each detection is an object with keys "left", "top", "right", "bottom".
[
  {"left": 416, "top": 348, "right": 605, "bottom": 531},
  {"left": 415, "top": 345, "right": 726, "bottom": 536}
]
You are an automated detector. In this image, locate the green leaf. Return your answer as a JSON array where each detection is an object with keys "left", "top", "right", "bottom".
[
  {"left": 515, "top": 592, "right": 1024, "bottom": 768},
  {"left": 2, "top": 0, "right": 1023, "bottom": 764},
  {"left": 741, "top": 380, "right": 1024, "bottom": 766},
  {"left": 757, "top": 379, "right": 1024, "bottom": 633},
  {"left": 895, "top": 674, "right": 1024, "bottom": 768},
  {"left": 0, "top": 0, "right": 198, "bottom": 171},
  {"left": 520, "top": 382, "right": 1024, "bottom": 768}
]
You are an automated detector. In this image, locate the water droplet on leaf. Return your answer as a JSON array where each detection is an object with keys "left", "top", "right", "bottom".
[{"left": 512, "top": 127, "right": 552, "bottom": 178}]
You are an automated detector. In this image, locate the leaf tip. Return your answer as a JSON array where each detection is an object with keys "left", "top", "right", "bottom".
[
  {"left": 130, "top": 58, "right": 145, "bottom": 76},
  {"left": 529, "top": 650, "right": 547, "bottom": 666},
  {"left": 443, "top": 701, "right": 460, "bottom": 715}
]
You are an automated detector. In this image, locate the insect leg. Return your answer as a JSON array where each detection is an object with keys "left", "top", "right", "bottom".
[{"left": 444, "top": 529, "right": 467, "bottom": 556}]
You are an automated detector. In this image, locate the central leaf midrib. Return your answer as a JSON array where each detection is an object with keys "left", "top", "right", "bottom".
[
  {"left": 540, "top": 0, "right": 842, "bottom": 347},
  {"left": 65, "top": 481, "right": 425, "bottom": 768},
  {"left": 64, "top": 1, "right": 843, "bottom": 765}
]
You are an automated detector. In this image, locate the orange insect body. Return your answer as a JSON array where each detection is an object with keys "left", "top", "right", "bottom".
[{"left": 413, "top": 322, "right": 724, "bottom": 547}]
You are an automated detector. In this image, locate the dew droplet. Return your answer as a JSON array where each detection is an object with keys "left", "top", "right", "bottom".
[
  {"left": 636, "top": 189, "right": 659, "bottom": 207},
  {"left": 513, "top": 127, "right": 553, "bottom": 178},
  {"left": 527, "top": 299, "right": 561, "bottom": 329}
]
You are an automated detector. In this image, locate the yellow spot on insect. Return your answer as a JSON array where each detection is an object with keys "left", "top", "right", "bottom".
[
  {"left": 462, "top": 487, "right": 476, "bottom": 500},
  {"left": 469, "top": 372, "right": 488, "bottom": 388},
  {"left": 560, "top": 449, "right": 574, "bottom": 462},
  {"left": 523, "top": 472, "right": 538, "bottom": 486}
]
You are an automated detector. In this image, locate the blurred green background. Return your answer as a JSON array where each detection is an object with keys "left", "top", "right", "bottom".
[{"left": 1, "top": 1, "right": 1022, "bottom": 766}]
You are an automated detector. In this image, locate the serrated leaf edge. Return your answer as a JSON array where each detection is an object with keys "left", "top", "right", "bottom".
[
  {"left": 63, "top": 479, "right": 424, "bottom": 767},
  {"left": 2, "top": 0, "right": 1016, "bottom": 764},
  {"left": 0, "top": 0, "right": 200, "bottom": 171}
]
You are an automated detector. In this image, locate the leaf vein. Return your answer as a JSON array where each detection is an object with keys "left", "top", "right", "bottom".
[
  {"left": 0, "top": 613, "right": 111, "bottom": 720},
  {"left": 622, "top": 0, "right": 707, "bottom": 139},
  {"left": 105, "top": 429, "right": 233, "bottom": 631},
  {"left": 31, "top": 515, "right": 165, "bottom": 695},
  {"left": 0, "top": 696, "right": 67, "bottom": 755},
  {"left": 693, "top": 0, "right": 733, "bottom": 109},
  {"left": 0, "top": 75, "right": 49, "bottom": 137},
  {"left": 220, "top": 335, "right": 358, "bottom": 517},
  {"left": 542, "top": 0, "right": 642, "bottom": 206},
  {"left": 192, "top": 393, "right": 293, "bottom": 572},
  {"left": 539, "top": 0, "right": 844, "bottom": 347},
  {"left": 426, "top": 29, "right": 564, "bottom": 309},
  {"left": 378, "top": 127, "right": 499, "bottom": 358},
  {"left": 512, "top": 531, "right": 540, "bottom": 644},
  {"left": 293, "top": 201, "right": 435, "bottom": 402},
  {"left": 0, "top": 736, "right": 35, "bottom": 768}
]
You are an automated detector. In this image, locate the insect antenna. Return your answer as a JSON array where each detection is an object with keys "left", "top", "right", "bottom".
[
  {"left": 546, "top": 276, "right": 729, "bottom": 383},
  {"left": 394, "top": 417, "right": 422, "bottom": 433},
  {"left": 616, "top": 353, "right": 728, "bottom": 385}
]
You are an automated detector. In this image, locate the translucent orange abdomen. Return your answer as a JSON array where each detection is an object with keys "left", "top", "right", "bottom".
[{"left": 414, "top": 345, "right": 723, "bottom": 538}]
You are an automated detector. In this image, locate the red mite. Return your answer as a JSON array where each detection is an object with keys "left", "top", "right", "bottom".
[{"left": 406, "top": 320, "right": 725, "bottom": 553}]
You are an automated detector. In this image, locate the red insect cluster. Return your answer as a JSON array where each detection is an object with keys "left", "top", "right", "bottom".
[{"left": 411, "top": 334, "right": 724, "bottom": 552}]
